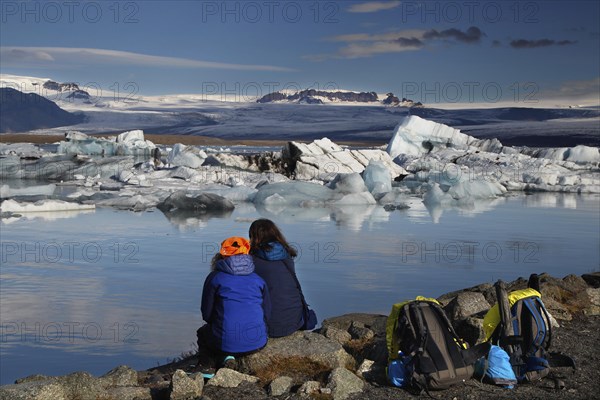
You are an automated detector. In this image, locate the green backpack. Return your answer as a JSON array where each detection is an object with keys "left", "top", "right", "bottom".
[{"left": 386, "top": 297, "right": 490, "bottom": 391}]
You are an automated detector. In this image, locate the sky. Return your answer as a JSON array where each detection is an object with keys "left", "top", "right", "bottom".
[{"left": 1, "top": 0, "right": 599, "bottom": 105}]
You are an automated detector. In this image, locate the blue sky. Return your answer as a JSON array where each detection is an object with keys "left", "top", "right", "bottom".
[{"left": 1, "top": 0, "right": 599, "bottom": 104}]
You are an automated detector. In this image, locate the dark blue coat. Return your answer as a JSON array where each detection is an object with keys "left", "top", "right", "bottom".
[
  {"left": 201, "top": 254, "right": 270, "bottom": 354},
  {"left": 252, "top": 243, "right": 304, "bottom": 337}
]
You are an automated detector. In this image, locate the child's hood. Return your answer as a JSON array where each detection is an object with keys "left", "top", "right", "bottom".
[{"left": 215, "top": 254, "right": 255, "bottom": 276}]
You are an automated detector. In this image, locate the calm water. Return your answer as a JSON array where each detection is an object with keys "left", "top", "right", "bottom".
[{"left": 1, "top": 193, "right": 599, "bottom": 384}]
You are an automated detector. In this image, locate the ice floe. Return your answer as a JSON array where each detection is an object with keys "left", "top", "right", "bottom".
[{"left": 1, "top": 117, "right": 598, "bottom": 223}]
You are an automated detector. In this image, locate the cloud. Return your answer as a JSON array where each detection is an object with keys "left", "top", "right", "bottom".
[
  {"left": 509, "top": 39, "right": 577, "bottom": 49},
  {"left": 310, "top": 27, "right": 484, "bottom": 60},
  {"left": 0, "top": 47, "right": 295, "bottom": 72},
  {"left": 423, "top": 26, "right": 485, "bottom": 43},
  {"left": 548, "top": 77, "right": 600, "bottom": 99},
  {"left": 3, "top": 48, "right": 54, "bottom": 62},
  {"left": 348, "top": 1, "right": 401, "bottom": 13}
]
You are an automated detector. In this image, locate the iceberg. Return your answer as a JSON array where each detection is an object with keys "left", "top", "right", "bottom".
[
  {"left": 167, "top": 143, "right": 207, "bottom": 169},
  {"left": 284, "top": 138, "right": 406, "bottom": 181},
  {"left": 387, "top": 115, "right": 502, "bottom": 159},
  {"left": 330, "top": 173, "right": 369, "bottom": 194},
  {"left": 362, "top": 160, "right": 392, "bottom": 195},
  {"left": 521, "top": 145, "right": 600, "bottom": 164},
  {"left": 0, "top": 199, "right": 95, "bottom": 213},
  {"left": 157, "top": 191, "right": 235, "bottom": 213},
  {"left": 388, "top": 116, "right": 600, "bottom": 196},
  {"left": 0, "top": 184, "right": 56, "bottom": 198},
  {"left": 254, "top": 181, "right": 334, "bottom": 207},
  {"left": 58, "top": 130, "right": 156, "bottom": 156}
]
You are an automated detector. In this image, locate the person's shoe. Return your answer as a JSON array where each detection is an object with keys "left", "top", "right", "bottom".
[{"left": 222, "top": 355, "right": 237, "bottom": 370}]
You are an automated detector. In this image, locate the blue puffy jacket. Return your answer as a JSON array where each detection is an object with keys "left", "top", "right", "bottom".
[
  {"left": 201, "top": 254, "right": 271, "bottom": 354},
  {"left": 252, "top": 243, "right": 304, "bottom": 337}
]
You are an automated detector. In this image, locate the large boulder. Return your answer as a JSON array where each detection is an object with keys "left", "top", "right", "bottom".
[
  {"left": 444, "top": 291, "right": 490, "bottom": 321},
  {"left": 237, "top": 331, "right": 355, "bottom": 377}
]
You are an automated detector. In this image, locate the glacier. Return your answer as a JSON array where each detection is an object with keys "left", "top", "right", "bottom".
[{"left": 1, "top": 117, "right": 598, "bottom": 223}]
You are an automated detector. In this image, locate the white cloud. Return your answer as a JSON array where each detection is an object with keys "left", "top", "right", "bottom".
[
  {"left": 348, "top": 1, "right": 401, "bottom": 13},
  {"left": 0, "top": 47, "right": 295, "bottom": 72},
  {"left": 309, "top": 29, "right": 426, "bottom": 60},
  {"left": 549, "top": 77, "right": 600, "bottom": 99},
  {"left": 338, "top": 40, "right": 422, "bottom": 58},
  {"left": 329, "top": 30, "right": 426, "bottom": 43}
]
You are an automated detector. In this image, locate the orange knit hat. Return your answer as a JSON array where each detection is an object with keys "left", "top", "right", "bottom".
[{"left": 219, "top": 237, "right": 250, "bottom": 256}]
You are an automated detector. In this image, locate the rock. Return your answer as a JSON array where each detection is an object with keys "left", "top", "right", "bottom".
[
  {"left": 297, "top": 380, "right": 321, "bottom": 396},
  {"left": 454, "top": 317, "right": 485, "bottom": 346},
  {"left": 14, "top": 375, "right": 50, "bottom": 384},
  {"left": 445, "top": 292, "right": 490, "bottom": 320},
  {"left": 356, "top": 359, "right": 375, "bottom": 379},
  {"left": 57, "top": 372, "right": 106, "bottom": 400},
  {"left": 0, "top": 380, "right": 68, "bottom": 400},
  {"left": 169, "top": 370, "right": 204, "bottom": 399},
  {"left": 1, "top": 368, "right": 144, "bottom": 400},
  {"left": 582, "top": 273, "right": 600, "bottom": 288},
  {"left": 206, "top": 368, "right": 258, "bottom": 388},
  {"left": 105, "top": 386, "right": 152, "bottom": 400},
  {"left": 268, "top": 376, "right": 293, "bottom": 396},
  {"left": 348, "top": 321, "right": 375, "bottom": 341},
  {"left": 99, "top": 365, "right": 138, "bottom": 387},
  {"left": 326, "top": 368, "right": 364, "bottom": 400},
  {"left": 436, "top": 283, "right": 493, "bottom": 306},
  {"left": 237, "top": 331, "right": 355, "bottom": 375},
  {"left": 321, "top": 314, "right": 388, "bottom": 364},
  {"left": 322, "top": 313, "right": 386, "bottom": 335},
  {"left": 584, "top": 288, "right": 600, "bottom": 316},
  {"left": 542, "top": 297, "right": 573, "bottom": 321},
  {"left": 322, "top": 325, "right": 352, "bottom": 345},
  {"left": 157, "top": 191, "right": 235, "bottom": 213}
]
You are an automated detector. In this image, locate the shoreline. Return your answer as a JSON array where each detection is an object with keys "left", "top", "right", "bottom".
[{"left": 2, "top": 272, "right": 599, "bottom": 399}]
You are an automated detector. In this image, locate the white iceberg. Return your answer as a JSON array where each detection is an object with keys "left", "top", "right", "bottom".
[
  {"left": 1, "top": 199, "right": 95, "bottom": 213},
  {"left": 0, "top": 184, "right": 56, "bottom": 198},
  {"left": 254, "top": 181, "right": 334, "bottom": 207},
  {"left": 284, "top": 138, "right": 406, "bottom": 181},
  {"left": 387, "top": 115, "right": 502, "bottom": 159},
  {"left": 362, "top": 160, "right": 392, "bottom": 195},
  {"left": 167, "top": 143, "right": 207, "bottom": 169},
  {"left": 58, "top": 130, "right": 156, "bottom": 156}
]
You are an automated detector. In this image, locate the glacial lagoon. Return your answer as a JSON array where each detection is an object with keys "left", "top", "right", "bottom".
[{"left": 1, "top": 193, "right": 599, "bottom": 384}]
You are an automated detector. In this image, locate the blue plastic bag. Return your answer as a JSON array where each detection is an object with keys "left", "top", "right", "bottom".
[
  {"left": 387, "top": 354, "right": 412, "bottom": 387},
  {"left": 475, "top": 345, "right": 517, "bottom": 389}
]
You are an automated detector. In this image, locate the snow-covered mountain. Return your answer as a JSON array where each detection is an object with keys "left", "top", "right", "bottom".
[
  {"left": 1, "top": 74, "right": 598, "bottom": 146},
  {"left": 256, "top": 89, "right": 423, "bottom": 107},
  {"left": 0, "top": 88, "right": 85, "bottom": 133}
]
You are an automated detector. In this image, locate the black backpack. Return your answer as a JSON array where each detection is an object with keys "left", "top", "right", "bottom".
[
  {"left": 388, "top": 300, "right": 490, "bottom": 391},
  {"left": 490, "top": 275, "right": 575, "bottom": 382}
]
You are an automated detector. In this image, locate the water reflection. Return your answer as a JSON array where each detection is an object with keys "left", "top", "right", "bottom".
[{"left": 1, "top": 192, "right": 598, "bottom": 384}]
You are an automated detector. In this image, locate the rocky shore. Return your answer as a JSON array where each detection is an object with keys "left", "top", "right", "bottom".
[{"left": 2, "top": 272, "right": 599, "bottom": 400}]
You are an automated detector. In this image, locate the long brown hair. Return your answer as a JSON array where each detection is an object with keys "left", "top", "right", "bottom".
[{"left": 249, "top": 219, "right": 297, "bottom": 258}]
